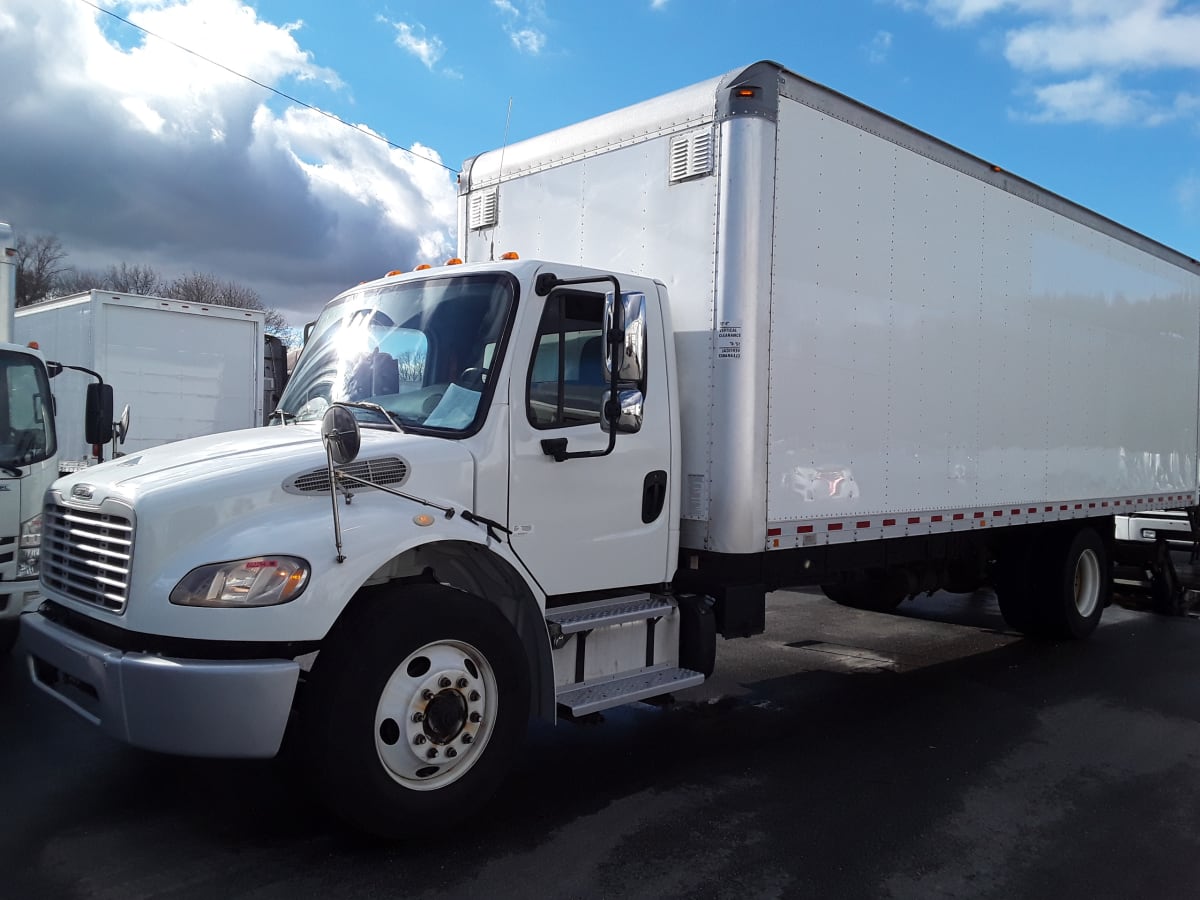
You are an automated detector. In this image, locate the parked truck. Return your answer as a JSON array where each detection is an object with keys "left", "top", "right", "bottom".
[
  {"left": 14, "top": 290, "right": 267, "bottom": 464},
  {"left": 0, "top": 224, "right": 114, "bottom": 654},
  {"left": 20, "top": 61, "right": 1200, "bottom": 836}
]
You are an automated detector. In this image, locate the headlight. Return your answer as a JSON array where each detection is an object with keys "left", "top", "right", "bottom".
[
  {"left": 18, "top": 513, "right": 42, "bottom": 579},
  {"left": 170, "top": 556, "right": 310, "bottom": 608}
]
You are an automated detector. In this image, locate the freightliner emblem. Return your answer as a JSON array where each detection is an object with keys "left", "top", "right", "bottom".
[{"left": 72, "top": 484, "right": 95, "bottom": 500}]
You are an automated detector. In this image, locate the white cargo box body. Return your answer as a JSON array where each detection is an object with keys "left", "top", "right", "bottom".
[
  {"left": 461, "top": 61, "right": 1200, "bottom": 556},
  {"left": 15, "top": 291, "right": 265, "bottom": 463}
]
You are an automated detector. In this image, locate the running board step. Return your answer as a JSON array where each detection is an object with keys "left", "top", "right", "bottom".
[
  {"left": 556, "top": 664, "right": 705, "bottom": 716},
  {"left": 545, "top": 593, "right": 674, "bottom": 636}
]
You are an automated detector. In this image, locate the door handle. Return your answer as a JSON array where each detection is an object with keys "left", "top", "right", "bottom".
[{"left": 642, "top": 470, "right": 668, "bottom": 523}]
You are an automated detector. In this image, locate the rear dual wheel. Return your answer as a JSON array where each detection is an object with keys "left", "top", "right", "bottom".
[{"left": 997, "top": 527, "right": 1107, "bottom": 639}]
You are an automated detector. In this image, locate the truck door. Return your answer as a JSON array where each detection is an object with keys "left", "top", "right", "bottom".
[{"left": 507, "top": 283, "right": 672, "bottom": 596}]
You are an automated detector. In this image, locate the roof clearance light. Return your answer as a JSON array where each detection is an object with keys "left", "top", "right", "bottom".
[
  {"left": 736, "top": 87, "right": 757, "bottom": 98},
  {"left": 26, "top": 341, "right": 39, "bottom": 350},
  {"left": 386, "top": 269, "right": 404, "bottom": 276},
  {"left": 415, "top": 264, "right": 432, "bottom": 271},
  {"left": 500, "top": 251, "right": 520, "bottom": 260},
  {"left": 446, "top": 258, "right": 463, "bottom": 265}
]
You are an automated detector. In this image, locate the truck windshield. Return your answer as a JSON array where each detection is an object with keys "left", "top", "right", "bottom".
[
  {"left": 0, "top": 350, "right": 56, "bottom": 470},
  {"left": 277, "top": 273, "right": 515, "bottom": 433}
]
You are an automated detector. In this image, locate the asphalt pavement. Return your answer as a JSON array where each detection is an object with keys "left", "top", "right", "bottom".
[{"left": 5, "top": 589, "right": 1200, "bottom": 900}]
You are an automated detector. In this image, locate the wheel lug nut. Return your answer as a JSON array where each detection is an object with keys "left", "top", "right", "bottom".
[
  {"left": 414, "top": 734, "right": 427, "bottom": 745},
  {"left": 426, "top": 748, "right": 439, "bottom": 759},
  {"left": 469, "top": 690, "right": 481, "bottom": 701},
  {"left": 439, "top": 676, "right": 452, "bottom": 688},
  {"left": 469, "top": 712, "right": 482, "bottom": 724},
  {"left": 457, "top": 677, "right": 469, "bottom": 688},
  {"left": 411, "top": 712, "right": 424, "bottom": 723},
  {"left": 462, "top": 733, "right": 473, "bottom": 744},
  {"left": 422, "top": 689, "right": 434, "bottom": 701},
  {"left": 446, "top": 747, "right": 458, "bottom": 758}
]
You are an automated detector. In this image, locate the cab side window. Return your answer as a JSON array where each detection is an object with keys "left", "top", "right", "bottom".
[{"left": 527, "top": 291, "right": 607, "bottom": 428}]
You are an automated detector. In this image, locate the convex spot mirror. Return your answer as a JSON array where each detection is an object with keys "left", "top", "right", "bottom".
[
  {"left": 115, "top": 405, "right": 131, "bottom": 445},
  {"left": 84, "top": 383, "right": 114, "bottom": 445},
  {"left": 603, "top": 291, "right": 646, "bottom": 385},
  {"left": 321, "top": 404, "right": 361, "bottom": 465},
  {"left": 601, "top": 389, "right": 644, "bottom": 434}
]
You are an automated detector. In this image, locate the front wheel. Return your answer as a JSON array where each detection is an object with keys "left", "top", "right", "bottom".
[{"left": 299, "top": 585, "right": 530, "bottom": 838}]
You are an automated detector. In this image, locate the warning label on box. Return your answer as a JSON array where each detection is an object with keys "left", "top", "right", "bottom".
[{"left": 717, "top": 321, "right": 742, "bottom": 360}]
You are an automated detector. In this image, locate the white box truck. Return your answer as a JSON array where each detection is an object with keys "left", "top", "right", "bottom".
[
  {"left": 14, "top": 290, "right": 266, "bottom": 464},
  {"left": 0, "top": 225, "right": 114, "bottom": 654},
  {"left": 20, "top": 62, "right": 1200, "bottom": 836}
]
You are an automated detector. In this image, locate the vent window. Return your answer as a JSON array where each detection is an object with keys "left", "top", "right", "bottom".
[
  {"left": 469, "top": 188, "right": 499, "bottom": 230},
  {"left": 668, "top": 128, "right": 713, "bottom": 184}
]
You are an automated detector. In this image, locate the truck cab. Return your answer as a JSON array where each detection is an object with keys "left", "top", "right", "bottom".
[
  {"left": 0, "top": 342, "right": 58, "bottom": 653},
  {"left": 22, "top": 258, "right": 700, "bottom": 837}
]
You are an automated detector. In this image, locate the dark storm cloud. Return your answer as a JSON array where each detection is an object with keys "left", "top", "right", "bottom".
[{"left": 0, "top": 0, "right": 457, "bottom": 326}]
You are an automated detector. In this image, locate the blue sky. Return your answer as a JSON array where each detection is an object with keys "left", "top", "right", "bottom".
[{"left": 1, "top": 1, "right": 1198, "bottom": 326}]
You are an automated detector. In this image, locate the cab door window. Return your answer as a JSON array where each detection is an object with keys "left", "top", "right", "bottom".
[{"left": 526, "top": 291, "right": 607, "bottom": 429}]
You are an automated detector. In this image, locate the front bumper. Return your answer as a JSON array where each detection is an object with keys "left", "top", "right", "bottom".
[{"left": 22, "top": 611, "right": 300, "bottom": 758}]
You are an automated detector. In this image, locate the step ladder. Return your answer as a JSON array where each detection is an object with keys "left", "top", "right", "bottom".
[{"left": 545, "top": 593, "right": 705, "bottom": 716}]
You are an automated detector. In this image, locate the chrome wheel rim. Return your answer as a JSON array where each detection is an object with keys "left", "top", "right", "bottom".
[{"left": 374, "top": 639, "right": 498, "bottom": 791}]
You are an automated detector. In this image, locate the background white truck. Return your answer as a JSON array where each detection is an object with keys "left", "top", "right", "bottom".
[
  {"left": 0, "top": 224, "right": 113, "bottom": 654},
  {"left": 20, "top": 61, "right": 1200, "bottom": 837},
  {"left": 14, "top": 290, "right": 267, "bottom": 464}
]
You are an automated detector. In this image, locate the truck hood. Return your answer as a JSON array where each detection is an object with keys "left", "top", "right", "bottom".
[{"left": 51, "top": 424, "right": 477, "bottom": 513}]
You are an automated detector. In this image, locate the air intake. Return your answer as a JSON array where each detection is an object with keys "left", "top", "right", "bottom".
[{"left": 285, "top": 457, "right": 410, "bottom": 495}]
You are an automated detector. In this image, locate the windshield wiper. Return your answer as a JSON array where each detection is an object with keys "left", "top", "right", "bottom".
[
  {"left": 268, "top": 409, "right": 298, "bottom": 424},
  {"left": 336, "top": 401, "right": 405, "bottom": 433}
]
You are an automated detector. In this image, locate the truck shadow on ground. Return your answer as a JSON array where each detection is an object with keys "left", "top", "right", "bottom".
[{"left": 7, "top": 600, "right": 1200, "bottom": 899}]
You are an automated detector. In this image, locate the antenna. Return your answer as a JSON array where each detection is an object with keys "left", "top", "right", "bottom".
[{"left": 489, "top": 97, "right": 513, "bottom": 262}]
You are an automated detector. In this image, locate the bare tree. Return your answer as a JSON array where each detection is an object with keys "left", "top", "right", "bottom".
[
  {"left": 50, "top": 268, "right": 105, "bottom": 297},
  {"left": 12, "top": 231, "right": 291, "bottom": 334},
  {"left": 167, "top": 271, "right": 288, "bottom": 331},
  {"left": 102, "top": 262, "right": 167, "bottom": 296},
  {"left": 15, "top": 233, "right": 69, "bottom": 306}
]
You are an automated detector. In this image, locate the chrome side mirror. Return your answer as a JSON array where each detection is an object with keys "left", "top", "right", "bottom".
[
  {"left": 603, "top": 291, "right": 646, "bottom": 385},
  {"left": 600, "top": 390, "right": 644, "bottom": 434}
]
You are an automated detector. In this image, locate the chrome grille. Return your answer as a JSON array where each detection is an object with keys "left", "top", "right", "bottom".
[
  {"left": 286, "top": 457, "right": 409, "bottom": 494},
  {"left": 41, "top": 503, "right": 134, "bottom": 612}
]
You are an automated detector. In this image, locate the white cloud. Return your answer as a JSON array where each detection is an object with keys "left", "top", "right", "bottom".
[
  {"left": 1023, "top": 74, "right": 1156, "bottom": 124},
  {"left": 0, "top": 0, "right": 456, "bottom": 325},
  {"left": 1004, "top": 5, "right": 1200, "bottom": 72},
  {"left": 868, "top": 30, "right": 894, "bottom": 64},
  {"left": 492, "top": 1, "right": 550, "bottom": 56},
  {"left": 386, "top": 20, "right": 445, "bottom": 70},
  {"left": 894, "top": 0, "right": 1200, "bottom": 126},
  {"left": 510, "top": 28, "right": 547, "bottom": 55},
  {"left": 651, "top": 0, "right": 670, "bottom": 8}
]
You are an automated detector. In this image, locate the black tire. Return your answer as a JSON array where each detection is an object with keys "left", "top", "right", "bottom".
[
  {"left": 299, "top": 584, "right": 530, "bottom": 838},
  {"left": 0, "top": 619, "right": 17, "bottom": 656},
  {"left": 1038, "top": 527, "right": 1108, "bottom": 639},
  {"left": 995, "top": 537, "right": 1047, "bottom": 635},
  {"left": 821, "top": 573, "right": 907, "bottom": 612},
  {"left": 997, "top": 527, "right": 1107, "bottom": 639}
]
